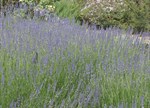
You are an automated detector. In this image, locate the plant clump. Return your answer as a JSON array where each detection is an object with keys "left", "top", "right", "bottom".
[{"left": 78, "top": 0, "right": 150, "bottom": 33}]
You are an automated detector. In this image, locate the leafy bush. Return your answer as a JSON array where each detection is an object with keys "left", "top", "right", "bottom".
[
  {"left": 78, "top": 0, "right": 150, "bottom": 33},
  {"left": 124, "top": 0, "right": 150, "bottom": 33},
  {"left": 19, "top": 0, "right": 60, "bottom": 5}
]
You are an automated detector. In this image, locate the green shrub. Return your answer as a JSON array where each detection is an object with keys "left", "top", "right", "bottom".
[
  {"left": 78, "top": 0, "right": 150, "bottom": 33},
  {"left": 124, "top": 0, "right": 150, "bottom": 33},
  {"left": 0, "top": 0, "right": 19, "bottom": 6},
  {"left": 19, "top": 0, "right": 60, "bottom": 5}
]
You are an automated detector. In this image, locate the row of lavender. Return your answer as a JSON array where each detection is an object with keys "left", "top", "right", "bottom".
[{"left": 0, "top": 15, "right": 150, "bottom": 107}]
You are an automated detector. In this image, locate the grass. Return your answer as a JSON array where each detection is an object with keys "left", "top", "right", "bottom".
[
  {"left": 54, "top": 0, "right": 82, "bottom": 20},
  {"left": 0, "top": 15, "right": 150, "bottom": 108}
]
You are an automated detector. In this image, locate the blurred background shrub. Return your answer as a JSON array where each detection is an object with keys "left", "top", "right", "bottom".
[{"left": 78, "top": 0, "right": 150, "bottom": 33}]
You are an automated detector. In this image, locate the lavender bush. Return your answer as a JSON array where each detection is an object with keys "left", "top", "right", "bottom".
[{"left": 0, "top": 15, "right": 149, "bottom": 108}]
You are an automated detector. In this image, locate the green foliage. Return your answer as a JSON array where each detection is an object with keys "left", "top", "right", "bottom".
[
  {"left": 54, "top": 0, "right": 81, "bottom": 19},
  {"left": 124, "top": 0, "right": 150, "bottom": 33},
  {"left": 0, "top": 0, "right": 19, "bottom": 6},
  {"left": 20, "top": 0, "right": 34, "bottom": 3},
  {"left": 78, "top": 0, "right": 150, "bottom": 33},
  {"left": 19, "top": 0, "right": 60, "bottom": 4},
  {"left": 39, "top": 0, "right": 54, "bottom": 7}
]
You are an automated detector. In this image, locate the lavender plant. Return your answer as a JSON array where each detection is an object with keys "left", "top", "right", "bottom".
[{"left": 0, "top": 15, "right": 149, "bottom": 108}]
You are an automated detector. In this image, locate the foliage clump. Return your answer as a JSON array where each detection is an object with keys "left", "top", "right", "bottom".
[{"left": 78, "top": 0, "right": 150, "bottom": 33}]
